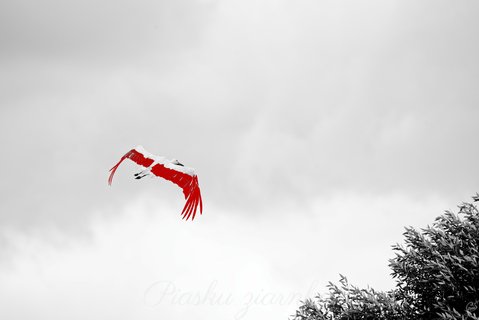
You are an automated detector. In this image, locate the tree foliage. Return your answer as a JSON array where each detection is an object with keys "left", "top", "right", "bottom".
[
  {"left": 293, "top": 275, "right": 405, "bottom": 320},
  {"left": 390, "top": 200, "right": 479, "bottom": 319},
  {"left": 292, "top": 195, "right": 479, "bottom": 320}
]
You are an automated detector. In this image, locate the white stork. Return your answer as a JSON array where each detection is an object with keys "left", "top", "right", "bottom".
[{"left": 108, "top": 146, "right": 203, "bottom": 221}]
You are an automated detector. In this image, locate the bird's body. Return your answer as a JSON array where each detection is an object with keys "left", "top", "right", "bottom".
[{"left": 108, "top": 146, "right": 203, "bottom": 221}]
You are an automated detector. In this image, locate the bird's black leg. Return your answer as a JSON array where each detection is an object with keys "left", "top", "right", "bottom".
[
  {"left": 135, "top": 169, "right": 146, "bottom": 176},
  {"left": 134, "top": 169, "right": 150, "bottom": 179}
]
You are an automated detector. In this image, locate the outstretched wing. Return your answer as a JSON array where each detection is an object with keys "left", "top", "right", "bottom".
[
  {"left": 108, "top": 146, "right": 203, "bottom": 221},
  {"left": 108, "top": 147, "right": 155, "bottom": 185},
  {"left": 150, "top": 164, "right": 203, "bottom": 221}
]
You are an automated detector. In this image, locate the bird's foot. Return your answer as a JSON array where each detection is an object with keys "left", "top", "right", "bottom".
[{"left": 134, "top": 170, "right": 150, "bottom": 179}]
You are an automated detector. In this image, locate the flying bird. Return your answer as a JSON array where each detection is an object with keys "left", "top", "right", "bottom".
[{"left": 108, "top": 146, "right": 203, "bottom": 221}]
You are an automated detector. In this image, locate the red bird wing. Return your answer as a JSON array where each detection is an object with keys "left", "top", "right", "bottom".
[
  {"left": 108, "top": 148, "right": 155, "bottom": 185},
  {"left": 108, "top": 147, "right": 203, "bottom": 221},
  {"left": 150, "top": 164, "right": 203, "bottom": 221}
]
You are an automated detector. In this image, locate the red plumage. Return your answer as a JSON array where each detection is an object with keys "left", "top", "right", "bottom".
[{"left": 108, "top": 146, "right": 203, "bottom": 221}]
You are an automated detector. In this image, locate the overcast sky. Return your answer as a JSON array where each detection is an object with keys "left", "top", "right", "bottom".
[{"left": 1, "top": 0, "right": 479, "bottom": 319}]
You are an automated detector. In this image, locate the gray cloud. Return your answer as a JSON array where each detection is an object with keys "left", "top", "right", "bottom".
[
  {"left": 1, "top": 2, "right": 479, "bottom": 319},
  {"left": 0, "top": 0, "right": 213, "bottom": 61},
  {"left": 0, "top": 0, "right": 478, "bottom": 238}
]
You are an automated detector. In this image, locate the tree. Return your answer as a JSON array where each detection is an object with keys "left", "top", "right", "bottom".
[
  {"left": 292, "top": 195, "right": 479, "bottom": 320},
  {"left": 390, "top": 200, "right": 479, "bottom": 319},
  {"left": 292, "top": 275, "right": 405, "bottom": 320}
]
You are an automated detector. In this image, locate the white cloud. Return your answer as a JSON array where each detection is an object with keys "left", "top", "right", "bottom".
[{"left": 0, "top": 193, "right": 450, "bottom": 319}]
